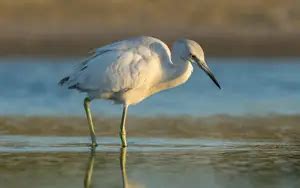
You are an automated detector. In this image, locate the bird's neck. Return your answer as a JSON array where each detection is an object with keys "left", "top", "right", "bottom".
[{"left": 150, "top": 60, "right": 193, "bottom": 95}]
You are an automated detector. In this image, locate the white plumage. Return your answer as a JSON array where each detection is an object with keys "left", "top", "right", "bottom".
[
  {"left": 59, "top": 36, "right": 220, "bottom": 147},
  {"left": 61, "top": 37, "right": 178, "bottom": 105}
]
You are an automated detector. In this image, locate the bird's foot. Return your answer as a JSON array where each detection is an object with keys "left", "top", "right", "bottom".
[
  {"left": 89, "top": 142, "right": 98, "bottom": 148},
  {"left": 119, "top": 132, "right": 127, "bottom": 148},
  {"left": 121, "top": 143, "right": 128, "bottom": 148}
]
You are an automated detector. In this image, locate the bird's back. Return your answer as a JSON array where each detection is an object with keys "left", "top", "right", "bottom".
[{"left": 59, "top": 36, "right": 172, "bottom": 104}]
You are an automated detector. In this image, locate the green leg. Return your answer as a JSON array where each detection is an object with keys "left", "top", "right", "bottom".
[
  {"left": 84, "top": 97, "right": 97, "bottom": 147},
  {"left": 120, "top": 105, "right": 128, "bottom": 147}
]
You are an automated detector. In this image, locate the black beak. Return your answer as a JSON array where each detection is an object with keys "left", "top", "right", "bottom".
[{"left": 197, "top": 61, "right": 221, "bottom": 89}]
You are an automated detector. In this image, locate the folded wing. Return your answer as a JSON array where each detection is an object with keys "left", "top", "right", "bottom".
[{"left": 59, "top": 37, "right": 168, "bottom": 97}]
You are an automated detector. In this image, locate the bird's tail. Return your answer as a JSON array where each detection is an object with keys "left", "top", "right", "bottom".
[
  {"left": 58, "top": 76, "right": 83, "bottom": 91},
  {"left": 58, "top": 76, "right": 70, "bottom": 86}
]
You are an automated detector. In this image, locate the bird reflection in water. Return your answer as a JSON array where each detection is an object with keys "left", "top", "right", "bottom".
[
  {"left": 120, "top": 148, "right": 128, "bottom": 188},
  {"left": 84, "top": 149, "right": 95, "bottom": 188},
  {"left": 84, "top": 148, "right": 141, "bottom": 188}
]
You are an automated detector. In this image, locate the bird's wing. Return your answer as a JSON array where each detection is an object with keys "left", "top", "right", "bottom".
[{"left": 60, "top": 37, "right": 171, "bottom": 95}]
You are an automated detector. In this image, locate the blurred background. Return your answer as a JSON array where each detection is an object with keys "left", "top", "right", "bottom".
[
  {"left": 1, "top": 0, "right": 300, "bottom": 56},
  {"left": 0, "top": 0, "right": 300, "bottom": 139}
]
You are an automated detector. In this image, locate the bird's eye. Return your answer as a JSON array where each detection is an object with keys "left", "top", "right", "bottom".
[{"left": 190, "top": 54, "right": 196, "bottom": 59}]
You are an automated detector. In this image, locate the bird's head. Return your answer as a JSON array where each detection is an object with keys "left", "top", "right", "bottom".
[{"left": 172, "top": 39, "right": 221, "bottom": 89}]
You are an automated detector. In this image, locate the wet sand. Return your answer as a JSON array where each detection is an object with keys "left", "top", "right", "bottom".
[{"left": 1, "top": 115, "right": 299, "bottom": 141}]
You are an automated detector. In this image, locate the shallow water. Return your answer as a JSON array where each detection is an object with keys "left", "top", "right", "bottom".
[
  {"left": 1, "top": 57, "right": 300, "bottom": 187},
  {"left": 0, "top": 57, "right": 300, "bottom": 116},
  {"left": 1, "top": 136, "right": 300, "bottom": 188}
]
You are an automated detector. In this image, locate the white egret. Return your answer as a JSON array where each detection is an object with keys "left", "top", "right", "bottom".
[{"left": 59, "top": 36, "right": 221, "bottom": 147}]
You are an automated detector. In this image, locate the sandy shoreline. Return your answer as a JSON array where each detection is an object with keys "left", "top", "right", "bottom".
[
  {"left": 1, "top": 115, "right": 299, "bottom": 141},
  {"left": 1, "top": 33, "right": 300, "bottom": 57}
]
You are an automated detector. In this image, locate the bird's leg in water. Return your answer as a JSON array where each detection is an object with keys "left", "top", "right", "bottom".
[
  {"left": 84, "top": 97, "right": 97, "bottom": 147},
  {"left": 120, "top": 105, "right": 128, "bottom": 147}
]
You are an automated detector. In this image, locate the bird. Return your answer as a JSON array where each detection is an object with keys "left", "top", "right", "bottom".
[{"left": 59, "top": 36, "right": 221, "bottom": 148}]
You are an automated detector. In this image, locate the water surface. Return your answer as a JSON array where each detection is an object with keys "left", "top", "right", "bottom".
[
  {"left": 0, "top": 57, "right": 299, "bottom": 116},
  {"left": 1, "top": 136, "right": 299, "bottom": 188}
]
